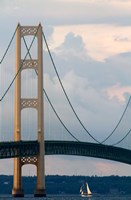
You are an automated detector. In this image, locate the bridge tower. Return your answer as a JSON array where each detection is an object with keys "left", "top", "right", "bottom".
[{"left": 12, "top": 24, "right": 46, "bottom": 197}]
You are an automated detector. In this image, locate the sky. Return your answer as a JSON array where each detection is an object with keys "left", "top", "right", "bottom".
[{"left": 0, "top": 0, "right": 131, "bottom": 177}]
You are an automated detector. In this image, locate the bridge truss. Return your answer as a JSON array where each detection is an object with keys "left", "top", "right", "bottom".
[{"left": 0, "top": 141, "right": 131, "bottom": 165}]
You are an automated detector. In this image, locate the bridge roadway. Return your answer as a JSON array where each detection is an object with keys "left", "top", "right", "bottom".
[{"left": 0, "top": 140, "right": 131, "bottom": 164}]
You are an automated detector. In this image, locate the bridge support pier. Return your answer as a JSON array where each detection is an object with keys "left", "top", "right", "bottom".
[
  {"left": 34, "top": 131, "right": 46, "bottom": 197},
  {"left": 12, "top": 189, "right": 24, "bottom": 198},
  {"left": 12, "top": 158, "right": 24, "bottom": 197},
  {"left": 34, "top": 189, "right": 46, "bottom": 197}
]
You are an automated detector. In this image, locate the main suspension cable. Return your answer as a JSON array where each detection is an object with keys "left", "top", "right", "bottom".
[
  {"left": 112, "top": 129, "right": 131, "bottom": 146},
  {"left": 44, "top": 89, "right": 80, "bottom": 142},
  {"left": 101, "top": 96, "right": 131, "bottom": 144},
  {"left": 42, "top": 31, "right": 131, "bottom": 145},
  {"left": 0, "top": 25, "right": 18, "bottom": 64},
  {"left": 0, "top": 24, "right": 40, "bottom": 102},
  {"left": 22, "top": 36, "right": 80, "bottom": 142},
  {"left": 42, "top": 31, "right": 102, "bottom": 144}
]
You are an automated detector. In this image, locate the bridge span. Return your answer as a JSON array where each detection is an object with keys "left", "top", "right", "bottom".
[
  {"left": 45, "top": 141, "right": 131, "bottom": 165},
  {"left": 0, "top": 140, "right": 131, "bottom": 165}
]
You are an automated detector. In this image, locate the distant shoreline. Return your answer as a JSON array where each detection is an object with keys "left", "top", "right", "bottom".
[{"left": 0, "top": 175, "right": 131, "bottom": 195}]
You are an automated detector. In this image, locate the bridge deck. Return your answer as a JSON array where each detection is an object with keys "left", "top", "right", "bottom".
[
  {"left": 0, "top": 140, "right": 131, "bottom": 165},
  {"left": 0, "top": 141, "right": 39, "bottom": 159},
  {"left": 45, "top": 141, "right": 131, "bottom": 165}
]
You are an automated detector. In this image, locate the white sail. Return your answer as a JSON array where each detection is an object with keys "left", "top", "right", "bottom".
[
  {"left": 80, "top": 186, "right": 83, "bottom": 193},
  {"left": 86, "top": 182, "right": 92, "bottom": 195},
  {"left": 80, "top": 182, "right": 92, "bottom": 197}
]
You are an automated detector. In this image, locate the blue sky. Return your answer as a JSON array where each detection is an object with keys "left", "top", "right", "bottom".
[{"left": 0, "top": 0, "right": 131, "bottom": 176}]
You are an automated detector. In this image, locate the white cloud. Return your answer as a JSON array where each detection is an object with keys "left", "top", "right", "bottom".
[
  {"left": 106, "top": 83, "right": 131, "bottom": 103},
  {"left": 43, "top": 31, "right": 131, "bottom": 146},
  {"left": 52, "top": 24, "right": 131, "bottom": 61}
]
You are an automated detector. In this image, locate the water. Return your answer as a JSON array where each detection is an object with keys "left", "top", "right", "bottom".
[{"left": 1, "top": 195, "right": 131, "bottom": 200}]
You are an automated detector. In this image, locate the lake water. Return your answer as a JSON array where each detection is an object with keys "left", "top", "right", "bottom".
[{"left": 1, "top": 195, "right": 131, "bottom": 200}]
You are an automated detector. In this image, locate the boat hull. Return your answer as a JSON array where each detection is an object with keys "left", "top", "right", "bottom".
[{"left": 81, "top": 193, "right": 92, "bottom": 197}]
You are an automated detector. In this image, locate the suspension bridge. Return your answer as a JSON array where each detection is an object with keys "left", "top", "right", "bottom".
[{"left": 0, "top": 24, "right": 131, "bottom": 197}]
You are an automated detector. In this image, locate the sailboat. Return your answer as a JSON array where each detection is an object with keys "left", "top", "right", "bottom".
[{"left": 80, "top": 182, "right": 92, "bottom": 197}]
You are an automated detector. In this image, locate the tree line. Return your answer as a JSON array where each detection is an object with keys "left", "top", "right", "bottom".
[{"left": 0, "top": 175, "right": 131, "bottom": 195}]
